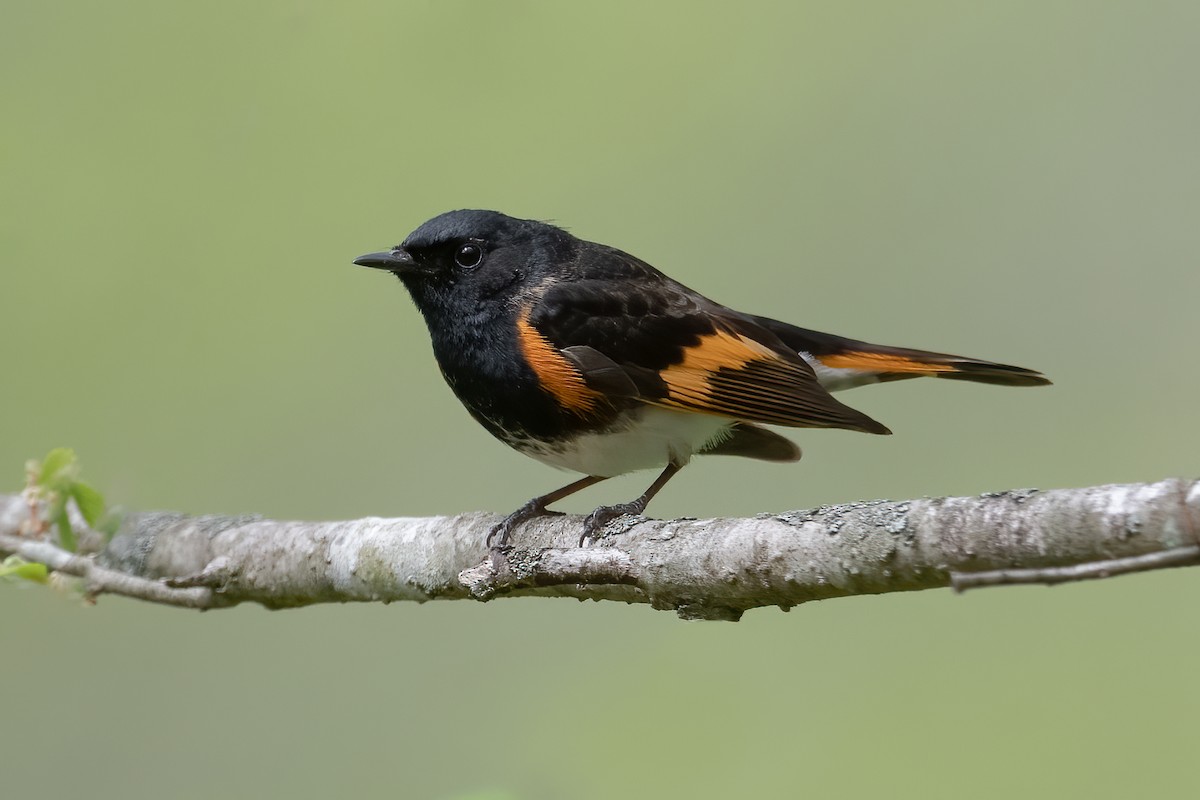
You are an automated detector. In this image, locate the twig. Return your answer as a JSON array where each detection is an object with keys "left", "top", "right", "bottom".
[
  {"left": 0, "top": 532, "right": 218, "bottom": 609},
  {"left": 950, "top": 545, "right": 1200, "bottom": 591}
]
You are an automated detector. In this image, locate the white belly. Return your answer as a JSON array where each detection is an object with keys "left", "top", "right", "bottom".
[{"left": 516, "top": 406, "right": 734, "bottom": 477}]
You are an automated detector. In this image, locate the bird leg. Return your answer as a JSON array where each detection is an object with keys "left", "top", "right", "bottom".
[
  {"left": 488, "top": 474, "right": 608, "bottom": 548},
  {"left": 579, "top": 461, "right": 683, "bottom": 545}
]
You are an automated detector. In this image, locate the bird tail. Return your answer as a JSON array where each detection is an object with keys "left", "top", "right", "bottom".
[{"left": 748, "top": 315, "right": 1051, "bottom": 389}]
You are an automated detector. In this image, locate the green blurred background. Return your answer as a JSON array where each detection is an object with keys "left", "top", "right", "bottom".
[{"left": 4, "top": 2, "right": 1198, "bottom": 797}]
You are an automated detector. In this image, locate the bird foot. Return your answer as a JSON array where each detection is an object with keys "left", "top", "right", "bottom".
[
  {"left": 487, "top": 500, "right": 563, "bottom": 548},
  {"left": 579, "top": 501, "right": 645, "bottom": 546}
]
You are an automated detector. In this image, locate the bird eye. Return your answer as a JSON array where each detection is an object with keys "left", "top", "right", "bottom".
[{"left": 454, "top": 242, "right": 484, "bottom": 269}]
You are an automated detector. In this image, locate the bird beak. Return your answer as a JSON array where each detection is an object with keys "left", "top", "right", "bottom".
[{"left": 353, "top": 248, "right": 418, "bottom": 273}]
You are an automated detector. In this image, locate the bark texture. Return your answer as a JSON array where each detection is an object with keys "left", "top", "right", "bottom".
[{"left": 2, "top": 478, "right": 1197, "bottom": 620}]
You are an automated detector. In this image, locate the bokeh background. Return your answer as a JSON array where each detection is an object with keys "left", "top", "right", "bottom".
[{"left": 4, "top": 2, "right": 1198, "bottom": 797}]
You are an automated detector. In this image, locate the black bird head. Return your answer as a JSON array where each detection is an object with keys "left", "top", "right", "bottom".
[{"left": 354, "top": 210, "right": 577, "bottom": 321}]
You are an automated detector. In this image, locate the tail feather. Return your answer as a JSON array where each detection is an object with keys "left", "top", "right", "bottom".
[
  {"left": 748, "top": 315, "right": 1051, "bottom": 389},
  {"left": 924, "top": 360, "right": 1050, "bottom": 387},
  {"left": 701, "top": 423, "right": 804, "bottom": 461}
]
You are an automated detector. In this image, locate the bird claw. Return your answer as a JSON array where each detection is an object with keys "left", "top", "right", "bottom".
[
  {"left": 487, "top": 500, "right": 562, "bottom": 548},
  {"left": 578, "top": 502, "right": 643, "bottom": 546}
]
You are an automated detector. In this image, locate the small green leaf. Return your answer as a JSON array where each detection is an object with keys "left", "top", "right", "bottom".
[
  {"left": 0, "top": 557, "right": 49, "bottom": 584},
  {"left": 50, "top": 499, "right": 77, "bottom": 553},
  {"left": 18, "top": 562, "right": 50, "bottom": 583},
  {"left": 37, "top": 447, "right": 78, "bottom": 488},
  {"left": 71, "top": 481, "right": 105, "bottom": 528}
]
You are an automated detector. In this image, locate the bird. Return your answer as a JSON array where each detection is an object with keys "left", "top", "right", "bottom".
[{"left": 354, "top": 209, "right": 1049, "bottom": 547}]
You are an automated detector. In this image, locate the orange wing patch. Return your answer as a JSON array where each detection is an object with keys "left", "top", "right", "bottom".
[
  {"left": 651, "top": 328, "right": 888, "bottom": 433},
  {"left": 818, "top": 351, "right": 958, "bottom": 376},
  {"left": 516, "top": 307, "right": 603, "bottom": 415},
  {"left": 659, "top": 330, "right": 779, "bottom": 404},
  {"left": 655, "top": 330, "right": 827, "bottom": 426}
]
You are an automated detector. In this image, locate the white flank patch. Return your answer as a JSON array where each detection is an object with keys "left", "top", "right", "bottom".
[{"left": 799, "top": 351, "right": 881, "bottom": 392}]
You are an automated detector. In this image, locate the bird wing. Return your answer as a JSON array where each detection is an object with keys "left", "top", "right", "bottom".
[{"left": 522, "top": 249, "right": 890, "bottom": 435}]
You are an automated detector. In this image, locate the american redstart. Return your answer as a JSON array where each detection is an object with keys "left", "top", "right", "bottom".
[{"left": 355, "top": 210, "right": 1048, "bottom": 546}]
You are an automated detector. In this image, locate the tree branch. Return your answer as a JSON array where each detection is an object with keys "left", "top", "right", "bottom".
[{"left": 2, "top": 478, "right": 1197, "bottom": 620}]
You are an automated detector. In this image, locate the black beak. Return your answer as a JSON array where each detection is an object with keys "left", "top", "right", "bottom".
[{"left": 353, "top": 248, "right": 417, "bottom": 273}]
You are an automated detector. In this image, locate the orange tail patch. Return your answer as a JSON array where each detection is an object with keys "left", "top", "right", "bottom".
[{"left": 817, "top": 351, "right": 958, "bottom": 376}]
